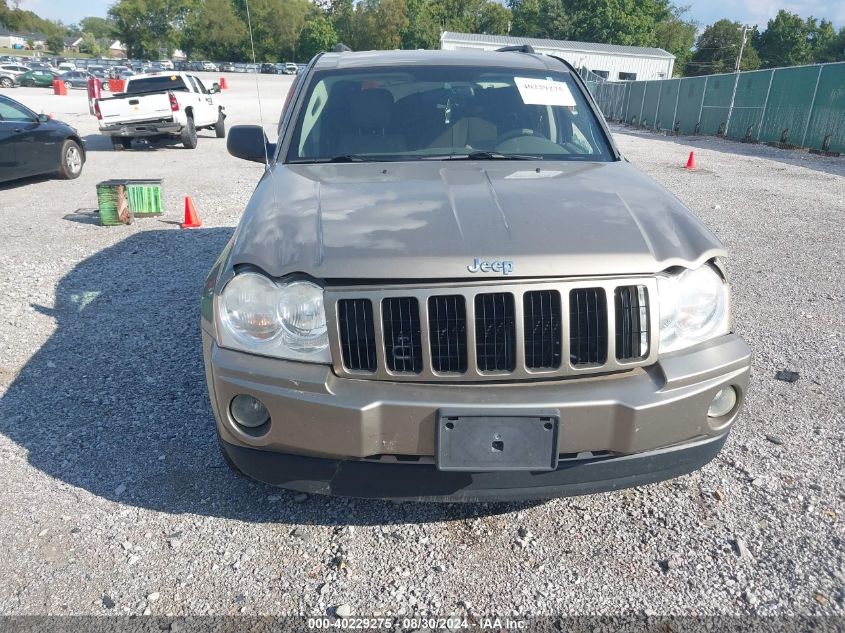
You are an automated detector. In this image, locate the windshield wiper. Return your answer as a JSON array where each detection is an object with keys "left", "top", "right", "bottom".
[
  {"left": 290, "top": 154, "right": 367, "bottom": 164},
  {"left": 429, "top": 151, "right": 543, "bottom": 161}
]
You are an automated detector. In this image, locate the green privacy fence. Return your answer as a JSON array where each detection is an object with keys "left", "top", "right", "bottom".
[{"left": 588, "top": 61, "right": 845, "bottom": 154}]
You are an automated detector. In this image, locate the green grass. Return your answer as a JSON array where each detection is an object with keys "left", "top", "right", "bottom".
[{"left": 0, "top": 47, "right": 93, "bottom": 59}]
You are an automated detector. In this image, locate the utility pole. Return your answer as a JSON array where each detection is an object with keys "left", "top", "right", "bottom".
[
  {"left": 726, "top": 24, "right": 755, "bottom": 138},
  {"left": 735, "top": 24, "right": 753, "bottom": 72}
]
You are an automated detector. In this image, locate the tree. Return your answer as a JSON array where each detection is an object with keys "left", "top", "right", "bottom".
[
  {"left": 298, "top": 13, "right": 337, "bottom": 60},
  {"left": 182, "top": 0, "right": 246, "bottom": 60},
  {"left": 46, "top": 33, "right": 64, "bottom": 53},
  {"left": 478, "top": 2, "right": 511, "bottom": 35},
  {"left": 109, "top": 0, "right": 198, "bottom": 59},
  {"left": 653, "top": 6, "right": 696, "bottom": 76},
  {"left": 566, "top": 0, "right": 672, "bottom": 46},
  {"left": 401, "top": 0, "right": 440, "bottom": 49},
  {"left": 78, "top": 16, "right": 117, "bottom": 40},
  {"left": 233, "top": 0, "right": 311, "bottom": 61},
  {"left": 79, "top": 32, "right": 105, "bottom": 57},
  {"left": 755, "top": 10, "right": 813, "bottom": 68},
  {"left": 815, "top": 26, "right": 845, "bottom": 63},
  {"left": 350, "top": 0, "right": 409, "bottom": 51},
  {"left": 687, "top": 19, "right": 761, "bottom": 76}
]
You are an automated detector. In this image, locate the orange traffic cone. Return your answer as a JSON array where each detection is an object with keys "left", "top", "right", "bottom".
[
  {"left": 219, "top": 76, "right": 228, "bottom": 90},
  {"left": 181, "top": 196, "right": 202, "bottom": 229},
  {"left": 684, "top": 151, "right": 696, "bottom": 170}
]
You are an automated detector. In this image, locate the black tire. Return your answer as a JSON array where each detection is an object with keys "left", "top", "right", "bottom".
[
  {"left": 57, "top": 139, "right": 84, "bottom": 179},
  {"left": 214, "top": 110, "right": 226, "bottom": 138},
  {"left": 64, "top": 80, "right": 73, "bottom": 90},
  {"left": 112, "top": 137, "right": 131, "bottom": 151},
  {"left": 180, "top": 114, "right": 198, "bottom": 149},
  {"left": 0, "top": 77, "right": 12, "bottom": 88}
]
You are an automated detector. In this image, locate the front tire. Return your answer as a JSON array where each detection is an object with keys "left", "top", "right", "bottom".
[
  {"left": 64, "top": 80, "right": 73, "bottom": 90},
  {"left": 112, "top": 137, "right": 131, "bottom": 151},
  {"left": 180, "top": 115, "right": 198, "bottom": 149},
  {"left": 58, "top": 139, "right": 84, "bottom": 179},
  {"left": 214, "top": 110, "right": 226, "bottom": 138},
  {"left": 0, "top": 77, "right": 12, "bottom": 88}
]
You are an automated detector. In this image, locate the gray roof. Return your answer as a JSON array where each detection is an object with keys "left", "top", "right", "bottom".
[
  {"left": 315, "top": 48, "right": 568, "bottom": 71},
  {"left": 441, "top": 31, "right": 674, "bottom": 59},
  {"left": 0, "top": 27, "right": 48, "bottom": 40}
]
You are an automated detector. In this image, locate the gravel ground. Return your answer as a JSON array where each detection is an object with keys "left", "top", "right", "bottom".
[{"left": 0, "top": 76, "right": 843, "bottom": 619}]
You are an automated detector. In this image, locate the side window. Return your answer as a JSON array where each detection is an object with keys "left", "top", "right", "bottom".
[
  {"left": 298, "top": 79, "right": 329, "bottom": 155},
  {"left": 185, "top": 75, "right": 199, "bottom": 92},
  {"left": 192, "top": 76, "right": 208, "bottom": 94},
  {"left": 0, "top": 99, "right": 34, "bottom": 122}
]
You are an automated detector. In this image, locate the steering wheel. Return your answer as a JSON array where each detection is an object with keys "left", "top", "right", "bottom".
[{"left": 494, "top": 128, "right": 544, "bottom": 146}]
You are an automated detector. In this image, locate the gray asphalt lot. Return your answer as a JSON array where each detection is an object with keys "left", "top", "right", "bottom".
[{"left": 0, "top": 74, "right": 842, "bottom": 618}]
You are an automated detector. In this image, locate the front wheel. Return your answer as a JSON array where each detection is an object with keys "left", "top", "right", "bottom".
[
  {"left": 112, "top": 137, "right": 131, "bottom": 151},
  {"left": 58, "top": 139, "right": 84, "bottom": 179},
  {"left": 64, "top": 80, "right": 73, "bottom": 90},
  {"left": 180, "top": 115, "right": 198, "bottom": 149},
  {"left": 0, "top": 77, "right": 12, "bottom": 88},
  {"left": 214, "top": 110, "right": 226, "bottom": 138}
]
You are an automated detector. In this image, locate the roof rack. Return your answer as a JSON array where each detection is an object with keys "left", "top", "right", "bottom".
[{"left": 496, "top": 44, "right": 536, "bottom": 54}]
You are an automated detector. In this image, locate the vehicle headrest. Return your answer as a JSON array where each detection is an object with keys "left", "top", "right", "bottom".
[{"left": 350, "top": 88, "right": 394, "bottom": 130}]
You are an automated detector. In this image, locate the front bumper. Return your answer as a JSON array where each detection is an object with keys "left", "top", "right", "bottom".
[{"left": 204, "top": 332, "right": 751, "bottom": 500}]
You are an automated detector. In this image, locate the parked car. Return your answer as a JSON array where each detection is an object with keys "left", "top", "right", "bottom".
[
  {"left": 220, "top": 62, "right": 236, "bottom": 73},
  {"left": 0, "top": 94, "right": 85, "bottom": 182},
  {"left": 282, "top": 62, "right": 298, "bottom": 74},
  {"left": 57, "top": 62, "right": 77, "bottom": 72},
  {"left": 159, "top": 60, "right": 175, "bottom": 70},
  {"left": 58, "top": 71, "right": 91, "bottom": 90},
  {"left": 0, "top": 70, "right": 17, "bottom": 88},
  {"left": 245, "top": 63, "right": 260, "bottom": 73},
  {"left": 296, "top": 64, "right": 307, "bottom": 74},
  {"left": 201, "top": 61, "right": 218, "bottom": 72},
  {"left": 233, "top": 63, "right": 248, "bottom": 73},
  {"left": 95, "top": 72, "right": 226, "bottom": 150},
  {"left": 211, "top": 49, "right": 752, "bottom": 501},
  {"left": 0, "top": 63, "right": 30, "bottom": 79},
  {"left": 17, "top": 69, "right": 60, "bottom": 88}
]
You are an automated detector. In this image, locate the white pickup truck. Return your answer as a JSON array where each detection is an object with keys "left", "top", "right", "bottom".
[{"left": 95, "top": 72, "right": 226, "bottom": 150}]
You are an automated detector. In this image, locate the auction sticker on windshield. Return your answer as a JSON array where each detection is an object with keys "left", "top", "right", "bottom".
[{"left": 514, "top": 77, "right": 576, "bottom": 107}]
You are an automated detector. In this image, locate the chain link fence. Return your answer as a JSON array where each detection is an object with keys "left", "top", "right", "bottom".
[{"left": 585, "top": 62, "right": 845, "bottom": 155}]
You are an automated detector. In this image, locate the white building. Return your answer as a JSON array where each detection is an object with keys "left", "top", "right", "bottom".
[{"left": 440, "top": 31, "right": 674, "bottom": 81}]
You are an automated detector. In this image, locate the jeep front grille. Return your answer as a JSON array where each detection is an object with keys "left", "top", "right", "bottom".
[{"left": 327, "top": 279, "right": 658, "bottom": 382}]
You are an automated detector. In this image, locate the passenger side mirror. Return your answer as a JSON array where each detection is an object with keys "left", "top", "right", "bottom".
[
  {"left": 227, "top": 125, "right": 276, "bottom": 163},
  {"left": 37, "top": 113, "right": 50, "bottom": 123},
  {"left": 210, "top": 82, "right": 220, "bottom": 94}
]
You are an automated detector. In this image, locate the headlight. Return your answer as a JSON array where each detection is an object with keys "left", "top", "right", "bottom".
[
  {"left": 658, "top": 264, "right": 729, "bottom": 353},
  {"left": 218, "top": 273, "right": 330, "bottom": 362}
]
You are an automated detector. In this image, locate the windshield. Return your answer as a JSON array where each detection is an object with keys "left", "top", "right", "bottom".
[
  {"left": 126, "top": 75, "right": 189, "bottom": 94},
  {"left": 286, "top": 65, "right": 613, "bottom": 163}
]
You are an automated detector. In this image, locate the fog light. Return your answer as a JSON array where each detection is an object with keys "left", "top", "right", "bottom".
[
  {"left": 230, "top": 394, "right": 270, "bottom": 428},
  {"left": 708, "top": 387, "right": 737, "bottom": 418}
]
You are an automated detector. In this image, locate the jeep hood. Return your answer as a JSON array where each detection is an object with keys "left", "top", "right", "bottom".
[{"left": 230, "top": 160, "right": 725, "bottom": 280}]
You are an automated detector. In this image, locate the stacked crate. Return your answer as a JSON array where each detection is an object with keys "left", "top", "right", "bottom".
[{"left": 96, "top": 179, "right": 164, "bottom": 226}]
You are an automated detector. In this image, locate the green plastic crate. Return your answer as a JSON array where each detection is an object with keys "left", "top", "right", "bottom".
[
  {"left": 125, "top": 179, "right": 164, "bottom": 217},
  {"left": 96, "top": 180, "right": 133, "bottom": 226},
  {"left": 96, "top": 179, "right": 164, "bottom": 226}
]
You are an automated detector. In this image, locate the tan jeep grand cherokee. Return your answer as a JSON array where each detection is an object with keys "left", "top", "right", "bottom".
[{"left": 201, "top": 48, "right": 751, "bottom": 501}]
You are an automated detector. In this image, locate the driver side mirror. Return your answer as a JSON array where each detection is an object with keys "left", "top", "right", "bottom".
[
  {"left": 37, "top": 113, "right": 51, "bottom": 123},
  {"left": 227, "top": 125, "right": 276, "bottom": 163}
]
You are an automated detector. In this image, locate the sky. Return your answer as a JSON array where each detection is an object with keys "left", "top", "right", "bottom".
[{"left": 15, "top": 0, "right": 845, "bottom": 29}]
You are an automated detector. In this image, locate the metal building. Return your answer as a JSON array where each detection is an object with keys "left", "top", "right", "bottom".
[{"left": 440, "top": 31, "right": 675, "bottom": 81}]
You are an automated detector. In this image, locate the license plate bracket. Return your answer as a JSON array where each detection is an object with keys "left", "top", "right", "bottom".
[{"left": 436, "top": 409, "right": 560, "bottom": 472}]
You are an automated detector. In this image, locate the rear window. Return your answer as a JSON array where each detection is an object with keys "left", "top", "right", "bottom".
[{"left": 126, "top": 75, "right": 189, "bottom": 94}]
